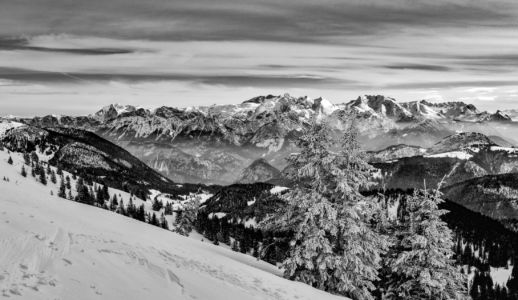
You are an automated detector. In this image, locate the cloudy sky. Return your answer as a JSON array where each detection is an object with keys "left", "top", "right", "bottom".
[{"left": 0, "top": 0, "right": 517, "bottom": 116}]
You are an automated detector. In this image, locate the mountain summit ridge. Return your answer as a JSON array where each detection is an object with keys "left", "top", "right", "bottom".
[{"left": 13, "top": 94, "right": 516, "bottom": 184}]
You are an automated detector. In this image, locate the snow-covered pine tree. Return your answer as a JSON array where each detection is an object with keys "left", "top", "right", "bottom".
[
  {"left": 383, "top": 189, "right": 467, "bottom": 300},
  {"left": 263, "top": 118, "right": 387, "bottom": 300},
  {"left": 174, "top": 197, "right": 200, "bottom": 237}
]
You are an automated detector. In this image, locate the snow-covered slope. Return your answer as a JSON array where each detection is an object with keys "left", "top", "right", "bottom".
[
  {"left": 0, "top": 119, "right": 24, "bottom": 137},
  {"left": 0, "top": 150, "right": 345, "bottom": 300}
]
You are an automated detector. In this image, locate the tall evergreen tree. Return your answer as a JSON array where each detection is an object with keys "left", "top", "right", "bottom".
[
  {"left": 7, "top": 156, "right": 13, "bottom": 165},
  {"left": 383, "top": 189, "right": 467, "bottom": 299},
  {"left": 263, "top": 119, "right": 387, "bottom": 300},
  {"left": 20, "top": 165, "right": 27, "bottom": 177}
]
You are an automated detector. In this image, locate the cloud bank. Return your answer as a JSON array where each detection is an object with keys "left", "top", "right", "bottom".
[{"left": 0, "top": 0, "right": 517, "bottom": 115}]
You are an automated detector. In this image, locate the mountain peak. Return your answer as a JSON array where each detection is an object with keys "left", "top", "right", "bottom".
[{"left": 92, "top": 103, "right": 138, "bottom": 121}]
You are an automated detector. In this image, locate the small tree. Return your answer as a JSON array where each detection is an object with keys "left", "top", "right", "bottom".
[
  {"left": 21, "top": 165, "right": 27, "bottom": 177},
  {"left": 110, "top": 194, "right": 119, "bottom": 211},
  {"left": 39, "top": 167, "right": 47, "bottom": 185},
  {"left": 65, "top": 176, "right": 71, "bottom": 190},
  {"left": 23, "top": 152, "right": 30, "bottom": 165},
  {"left": 58, "top": 178, "right": 67, "bottom": 198},
  {"left": 174, "top": 197, "right": 200, "bottom": 236},
  {"left": 164, "top": 202, "right": 173, "bottom": 215},
  {"left": 160, "top": 213, "right": 169, "bottom": 230},
  {"left": 152, "top": 198, "right": 163, "bottom": 211},
  {"left": 30, "top": 152, "right": 39, "bottom": 165},
  {"left": 50, "top": 170, "right": 57, "bottom": 184},
  {"left": 383, "top": 189, "right": 467, "bottom": 300},
  {"left": 7, "top": 156, "right": 13, "bottom": 165}
]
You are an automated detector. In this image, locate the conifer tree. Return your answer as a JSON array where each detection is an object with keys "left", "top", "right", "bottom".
[
  {"left": 231, "top": 240, "right": 239, "bottom": 252},
  {"left": 174, "top": 197, "right": 200, "bottom": 236},
  {"left": 7, "top": 156, "right": 13, "bottom": 165},
  {"left": 23, "top": 152, "right": 30, "bottom": 165},
  {"left": 150, "top": 212, "right": 159, "bottom": 226},
  {"left": 65, "top": 176, "right": 71, "bottom": 190},
  {"left": 164, "top": 202, "right": 173, "bottom": 215},
  {"left": 152, "top": 198, "right": 163, "bottom": 211},
  {"left": 138, "top": 205, "right": 146, "bottom": 221},
  {"left": 263, "top": 119, "right": 387, "bottom": 300},
  {"left": 39, "top": 166, "right": 47, "bottom": 185},
  {"left": 21, "top": 165, "right": 27, "bottom": 177},
  {"left": 96, "top": 186, "right": 105, "bottom": 206},
  {"left": 159, "top": 213, "right": 169, "bottom": 230},
  {"left": 30, "top": 152, "right": 39, "bottom": 165},
  {"left": 50, "top": 170, "right": 57, "bottom": 184},
  {"left": 58, "top": 178, "right": 67, "bottom": 198},
  {"left": 383, "top": 189, "right": 467, "bottom": 299},
  {"left": 118, "top": 199, "right": 126, "bottom": 216},
  {"left": 110, "top": 194, "right": 118, "bottom": 211},
  {"left": 507, "top": 256, "right": 518, "bottom": 295},
  {"left": 102, "top": 184, "right": 110, "bottom": 200}
]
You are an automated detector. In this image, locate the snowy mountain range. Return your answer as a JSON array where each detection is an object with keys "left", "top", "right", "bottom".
[
  {"left": 11, "top": 94, "right": 518, "bottom": 185},
  {"left": 2, "top": 94, "right": 518, "bottom": 299}
]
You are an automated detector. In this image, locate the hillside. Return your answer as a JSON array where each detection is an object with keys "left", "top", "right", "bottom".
[
  {"left": 442, "top": 173, "right": 518, "bottom": 220},
  {"left": 0, "top": 124, "right": 197, "bottom": 197},
  {"left": 236, "top": 158, "right": 282, "bottom": 184},
  {"left": 0, "top": 149, "right": 345, "bottom": 300}
]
